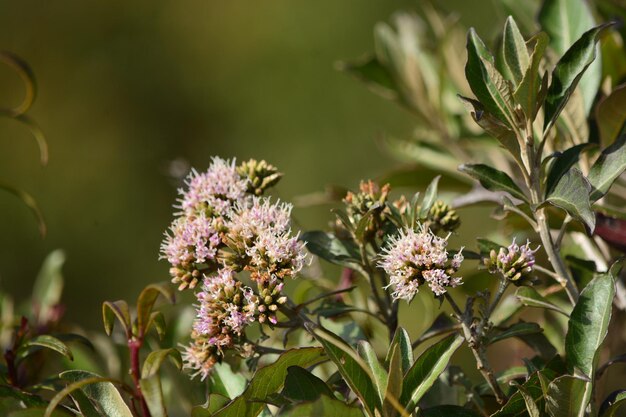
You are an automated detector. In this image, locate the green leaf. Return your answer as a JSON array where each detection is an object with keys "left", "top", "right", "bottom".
[
  {"left": 502, "top": 17, "right": 530, "bottom": 84},
  {"left": 383, "top": 335, "right": 405, "bottom": 417},
  {"left": 545, "top": 167, "right": 595, "bottom": 231},
  {"left": 69, "top": 389, "right": 101, "bottom": 417},
  {"left": 514, "top": 32, "right": 549, "bottom": 118},
  {"left": 47, "top": 370, "right": 133, "bottom": 417},
  {"left": 545, "top": 144, "right": 594, "bottom": 196},
  {"left": 421, "top": 405, "right": 482, "bottom": 417},
  {"left": 419, "top": 176, "right": 441, "bottom": 219},
  {"left": 136, "top": 282, "right": 175, "bottom": 338},
  {"left": 600, "top": 390, "right": 626, "bottom": 417},
  {"left": 283, "top": 395, "right": 365, "bottom": 417},
  {"left": 400, "top": 334, "right": 464, "bottom": 413},
  {"left": 102, "top": 300, "right": 131, "bottom": 337},
  {"left": 588, "top": 134, "right": 626, "bottom": 202},
  {"left": 385, "top": 327, "right": 413, "bottom": 375},
  {"left": 566, "top": 270, "right": 616, "bottom": 377},
  {"left": 337, "top": 55, "right": 398, "bottom": 101},
  {"left": 357, "top": 341, "right": 388, "bottom": 405},
  {"left": 300, "top": 231, "right": 365, "bottom": 275},
  {"left": 281, "top": 366, "right": 334, "bottom": 402},
  {"left": 465, "top": 28, "right": 517, "bottom": 128},
  {"left": 515, "top": 287, "right": 570, "bottom": 316},
  {"left": 459, "top": 164, "right": 528, "bottom": 202},
  {"left": 546, "top": 375, "right": 589, "bottom": 417},
  {"left": 140, "top": 375, "right": 167, "bottom": 417},
  {"left": 562, "top": 269, "right": 617, "bottom": 414},
  {"left": 192, "top": 394, "right": 230, "bottom": 416},
  {"left": 487, "top": 322, "right": 543, "bottom": 345},
  {"left": 141, "top": 348, "right": 182, "bottom": 379},
  {"left": 19, "top": 335, "right": 73, "bottom": 361},
  {"left": 543, "top": 24, "right": 611, "bottom": 133},
  {"left": 539, "top": 0, "right": 600, "bottom": 114},
  {"left": 32, "top": 250, "right": 65, "bottom": 325},
  {"left": 512, "top": 381, "right": 541, "bottom": 417},
  {"left": 596, "top": 84, "right": 626, "bottom": 147},
  {"left": 209, "top": 362, "right": 247, "bottom": 399},
  {"left": 307, "top": 325, "right": 381, "bottom": 417},
  {"left": 213, "top": 347, "right": 326, "bottom": 417}
]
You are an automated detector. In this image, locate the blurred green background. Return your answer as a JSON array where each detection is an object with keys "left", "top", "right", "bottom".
[{"left": 0, "top": 0, "right": 501, "bottom": 329}]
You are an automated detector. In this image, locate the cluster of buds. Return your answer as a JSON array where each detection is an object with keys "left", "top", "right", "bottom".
[
  {"left": 160, "top": 157, "right": 308, "bottom": 379},
  {"left": 378, "top": 225, "right": 464, "bottom": 301},
  {"left": 237, "top": 159, "right": 283, "bottom": 196},
  {"left": 485, "top": 239, "right": 539, "bottom": 283},
  {"left": 424, "top": 200, "right": 460, "bottom": 234},
  {"left": 341, "top": 180, "right": 391, "bottom": 240},
  {"left": 254, "top": 278, "right": 288, "bottom": 325}
]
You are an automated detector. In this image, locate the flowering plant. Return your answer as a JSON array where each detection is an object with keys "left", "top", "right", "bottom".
[{"left": 3, "top": 1, "right": 626, "bottom": 416}]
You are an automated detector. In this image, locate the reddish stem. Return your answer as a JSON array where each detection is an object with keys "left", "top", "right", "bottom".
[{"left": 128, "top": 337, "right": 151, "bottom": 417}]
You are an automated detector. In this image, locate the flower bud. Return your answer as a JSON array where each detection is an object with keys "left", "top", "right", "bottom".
[
  {"left": 237, "top": 159, "right": 283, "bottom": 196},
  {"left": 485, "top": 239, "right": 539, "bottom": 284},
  {"left": 426, "top": 200, "right": 460, "bottom": 234}
]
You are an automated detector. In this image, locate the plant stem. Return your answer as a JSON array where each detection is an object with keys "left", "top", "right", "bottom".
[
  {"left": 129, "top": 337, "right": 151, "bottom": 417},
  {"left": 523, "top": 120, "right": 579, "bottom": 304},
  {"left": 534, "top": 207, "right": 578, "bottom": 304},
  {"left": 444, "top": 293, "right": 507, "bottom": 404}
]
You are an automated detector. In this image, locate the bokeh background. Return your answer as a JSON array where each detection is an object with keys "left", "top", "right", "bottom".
[{"left": 0, "top": 0, "right": 502, "bottom": 330}]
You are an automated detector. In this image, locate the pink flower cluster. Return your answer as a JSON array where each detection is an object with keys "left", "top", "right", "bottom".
[
  {"left": 160, "top": 157, "right": 308, "bottom": 379},
  {"left": 378, "top": 225, "right": 463, "bottom": 301}
]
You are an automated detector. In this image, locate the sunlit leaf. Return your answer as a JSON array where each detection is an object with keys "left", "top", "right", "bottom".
[
  {"left": 543, "top": 24, "right": 612, "bottom": 133},
  {"left": 502, "top": 17, "right": 530, "bottom": 84},
  {"left": 588, "top": 134, "right": 626, "bottom": 202},
  {"left": 19, "top": 335, "right": 73, "bottom": 361},
  {"left": 545, "top": 167, "right": 595, "bottom": 231},
  {"left": 140, "top": 374, "right": 167, "bottom": 417},
  {"left": 545, "top": 144, "right": 594, "bottom": 196},
  {"left": 46, "top": 370, "right": 132, "bottom": 417},
  {"left": 465, "top": 28, "right": 517, "bottom": 128},
  {"left": 539, "top": 0, "right": 600, "bottom": 114},
  {"left": 141, "top": 348, "right": 182, "bottom": 379},
  {"left": 566, "top": 269, "right": 616, "bottom": 377},
  {"left": 419, "top": 176, "right": 441, "bottom": 219},
  {"left": 545, "top": 375, "right": 588, "bottom": 417},
  {"left": 357, "top": 341, "right": 388, "bottom": 405},
  {"left": 213, "top": 347, "right": 326, "bottom": 417},
  {"left": 400, "top": 334, "right": 463, "bottom": 413},
  {"left": 209, "top": 362, "right": 247, "bottom": 400},
  {"left": 307, "top": 325, "right": 381, "bottom": 417},
  {"left": 514, "top": 32, "right": 549, "bottom": 118}
]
